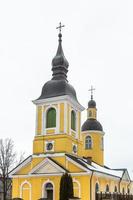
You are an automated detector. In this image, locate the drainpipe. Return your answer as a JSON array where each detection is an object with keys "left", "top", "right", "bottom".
[
  {"left": 127, "top": 180, "right": 131, "bottom": 194},
  {"left": 119, "top": 178, "right": 122, "bottom": 193},
  {"left": 90, "top": 171, "right": 94, "bottom": 200}
]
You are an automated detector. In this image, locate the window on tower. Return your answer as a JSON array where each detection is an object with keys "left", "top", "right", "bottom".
[
  {"left": 46, "top": 108, "right": 56, "bottom": 128},
  {"left": 71, "top": 110, "right": 76, "bottom": 131},
  {"left": 101, "top": 137, "right": 104, "bottom": 150},
  {"left": 85, "top": 135, "right": 92, "bottom": 149}
]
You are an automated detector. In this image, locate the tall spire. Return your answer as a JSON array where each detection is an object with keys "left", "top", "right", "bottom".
[{"left": 52, "top": 23, "right": 69, "bottom": 81}]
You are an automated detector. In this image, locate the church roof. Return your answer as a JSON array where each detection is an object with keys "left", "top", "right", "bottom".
[
  {"left": 88, "top": 99, "right": 96, "bottom": 108},
  {"left": 66, "top": 154, "right": 129, "bottom": 180},
  {"left": 81, "top": 119, "right": 103, "bottom": 132},
  {"left": 9, "top": 153, "right": 132, "bottom": 182}
]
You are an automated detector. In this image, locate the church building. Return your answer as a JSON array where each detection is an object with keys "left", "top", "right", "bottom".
[{"left": 10, "top": 24, "right": 133, "bottom": 200}]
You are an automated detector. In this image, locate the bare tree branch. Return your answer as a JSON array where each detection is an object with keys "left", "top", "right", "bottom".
[{"left": 0, "top": 138, "right": 18, "bottom": 200}]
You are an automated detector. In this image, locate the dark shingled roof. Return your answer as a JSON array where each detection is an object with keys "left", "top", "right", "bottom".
[
  {"left": 38, "top": 79, "right": 78, "bottom": 101},
  {"left": 82, "top": 119, "right": 103, "bottom": 132},
  {"left": 88, "top": 99, "right": 96, "bottom": 108}
]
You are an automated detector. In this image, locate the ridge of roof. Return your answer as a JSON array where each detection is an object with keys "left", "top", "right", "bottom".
[
  {"left": 9, "top": 155, "right": 32, "bottom": 176},
  {"left": 65, "top": 154, "right": 122, "bottom": 178}
]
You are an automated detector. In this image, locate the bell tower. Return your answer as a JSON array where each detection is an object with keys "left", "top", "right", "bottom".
[
  {"left": 32, "top": 23, "right": 84, "bottom": 156},
  {"left": 81, "top": 87, "right": 105, "bottom": 165}
]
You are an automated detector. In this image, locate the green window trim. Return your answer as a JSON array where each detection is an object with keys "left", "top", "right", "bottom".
[
  {"left": 71, "top": 110, "right": 76, "bottom": 131},
  {"left": 46, "top": 108, "right": 56, "bottom": 128}
]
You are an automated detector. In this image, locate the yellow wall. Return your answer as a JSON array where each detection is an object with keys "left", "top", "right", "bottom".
[
  {"left": 82, "top": 132, "right": 104, "bottom": 165},
  {"left": 60, "top": 103, "right": 64, "bottom": 133},
  {"left": 12, "top": 176, "right": 61, "bottom": 200},
  {"left": 37, "top": 106, "right": 42, "bottom": 135},
  {"left": 33, "top": 134, "right": 82, "bottom": 155}
]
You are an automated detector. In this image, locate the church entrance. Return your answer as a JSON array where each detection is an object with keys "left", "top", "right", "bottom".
[{"left": 45, "top": 183, "right": 53, "bottom": 200}]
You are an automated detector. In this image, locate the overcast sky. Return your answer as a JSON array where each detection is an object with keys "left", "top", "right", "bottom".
[{"left": 0, "top": 0, "right": 133, "bottom": 174}]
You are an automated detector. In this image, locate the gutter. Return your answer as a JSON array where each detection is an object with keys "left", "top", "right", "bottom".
[
  {"left": 127, "top": 180, "right": 131, "bottom": 193},
  {"left": 119, "top": 178, "right": 122, "bottom": 193},
  {"left": 90, "top": 171, "right": 94, "bottom": 200}
]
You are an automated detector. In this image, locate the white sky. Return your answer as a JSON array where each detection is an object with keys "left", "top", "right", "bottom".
[{"left": 0, "top": 0, "right": 133, "bottom": 173}]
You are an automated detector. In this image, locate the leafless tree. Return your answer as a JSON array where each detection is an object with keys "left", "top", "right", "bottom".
[{"left": 0, "top": 138, "right": 17, "bottom": 200}]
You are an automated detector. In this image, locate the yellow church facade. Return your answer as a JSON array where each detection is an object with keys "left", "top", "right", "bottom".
[{"left": 10, "top": 26, "right": 133, "bottom": 200}]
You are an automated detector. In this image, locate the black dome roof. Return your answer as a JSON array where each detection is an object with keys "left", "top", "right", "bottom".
[
  {"left": 88, "top": 99, "right": 96, "bottom": 108},
  {"left": 38, "top": 79, "right": 78, "bottom": 100},
  {"left": 36, "top": 32, "right": 79, "bottom": 102},
  {"left": 82, "top": 119, "right": 103, "bottom": 131}
]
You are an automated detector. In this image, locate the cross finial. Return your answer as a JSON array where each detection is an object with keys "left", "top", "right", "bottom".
[
  {"left": 89, "top": 86, "right": 95, "bottom": 100},
  {"left": 56, "top": 22, "right": 65, "bottom": 33}
]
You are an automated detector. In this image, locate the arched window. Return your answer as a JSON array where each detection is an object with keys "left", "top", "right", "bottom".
[
  {"left": 128, "top": 188, "right": 130, "bottom": 194},
  {"left": 45, "top": 183, "right": 53, "bottom": 200},
  {"left": 73, "top": 181, "right": 80, "bottom": 198},
  {"left": 46, "top": 108, "right": 56, "bottom": 128},
  {"left": 114, "top": 186, "right": 117, "bottom": 193},
  {"left": 20, "top": 181, "right": 31, "bottom": 200},
  {"left": 71, "top": 110, "right": 76, "bottom": 131},
  {"left": 95, "top": 183, "right": 99, "bottom": 193},
  {"left": 89, "top": 110, "right": 92, "bottom": 117},
  {"left": 106, "top": 184, "right": 109, "bottom": 193},
  {"left": 85, "top": 136, "right": 92, "bottom": 149},
  {"left": 122, "top": 187, "right": 125, "bottom": 194}
]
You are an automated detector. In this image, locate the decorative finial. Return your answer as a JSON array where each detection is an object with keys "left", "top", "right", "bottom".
[
  {"left": 52, "top": 23, "right": 69, "bottom": 81},
  {"left": 56, "top": 22, "right": 65, "bottom": 33},
  {"left": 89, "top": 86, "right": 95, "bottom": 100}
]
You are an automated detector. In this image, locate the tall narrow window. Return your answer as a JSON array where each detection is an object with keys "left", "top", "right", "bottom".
[
  {"left": 95, "top": 183, "right": 99, "bottom": 193},
  {"left": 101, "top": 137, "right": 104, "bottom": 150},
  {"left": 45, "top": 183, "right": 53, "bottom": 200},
  {"left": 85, "top": 136, "right": 92, "bottom": 149},
  {"left": 106, "top": 184, "right": 109, "bottom": 193},
  {"left": 114, "top": 186, "right": 117, "bottom": 193},
  {"left": 71, "top": 110, "right": 76, "bottom": 131},
  {"left": 21, "top": 182, "right": 31, "bottom": 200},
  {"left": 73, "top": 181, "right": 80, "bottom": 198},
  {"left": 46, "top": 108, "right": 56, "bottom": 128}
]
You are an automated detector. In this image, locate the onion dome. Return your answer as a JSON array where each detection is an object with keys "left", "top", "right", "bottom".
[
  {"left": 52, "top": 33, "right": 69, "bottom": 81},
  {"left": 37, "top": 26, "right": 79, "bottom": 103},
  {"left": 82, "top": 119, "right": 103, "bottom": 131},
  {"left": 88, "top": 99, "right": 96, "bottom": 108},
  {"left": 82, "top": 87, "right": 103, "bottom": 131}
]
